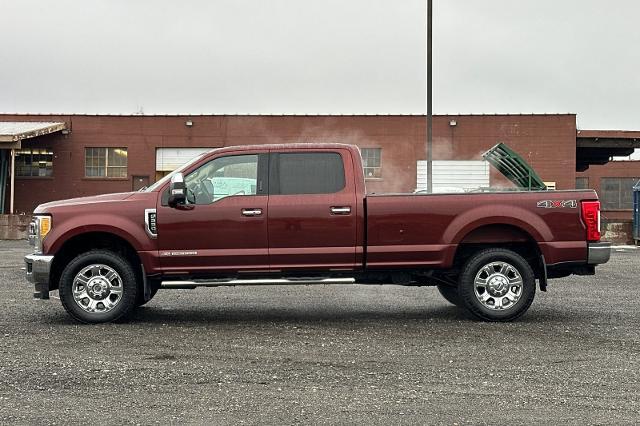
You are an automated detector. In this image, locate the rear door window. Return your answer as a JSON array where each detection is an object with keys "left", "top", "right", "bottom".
[{"left": 270, "top": 152, "right": 345, "bottom": 195}]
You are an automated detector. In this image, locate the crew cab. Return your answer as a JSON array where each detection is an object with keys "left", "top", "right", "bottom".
[{"left": 25, "top": 143, "right": 611, "bottom": 323}]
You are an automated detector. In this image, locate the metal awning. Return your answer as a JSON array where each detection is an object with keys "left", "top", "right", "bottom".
[
  {"left": 0, "top": 122, "right": 66, "bottom": 143},
  {"left": 0, "top": 121, "right": 66, "bottom": 214},
  {"left": 576, "top": 130, "right": 640, "bottom": 171}
]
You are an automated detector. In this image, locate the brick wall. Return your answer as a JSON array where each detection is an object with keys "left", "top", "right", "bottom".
[
  {"left": 577, "top": 161, "right": 640, "bottom": 222},
  {"left": 2, "top": 114, "right": 578, "bottom": 214}
]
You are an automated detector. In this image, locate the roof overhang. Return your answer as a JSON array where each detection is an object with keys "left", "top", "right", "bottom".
[
  {"left": 576, "top": 130, "right": 640, "bottom": 171},
  {"left": 0, "top": 122, "right": 67, "bottom": 145}
]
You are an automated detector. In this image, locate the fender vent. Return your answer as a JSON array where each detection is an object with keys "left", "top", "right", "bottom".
[{"left": 145, "top": 209, "right": 157, "bottom": 238}]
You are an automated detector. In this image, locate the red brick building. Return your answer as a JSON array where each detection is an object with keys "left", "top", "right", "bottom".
[
  {"left": 575, "top": 130, "right": 640, "bottom": 242},
  {"left": 1, "top": 113, "right": 638, "bottom": 240}
]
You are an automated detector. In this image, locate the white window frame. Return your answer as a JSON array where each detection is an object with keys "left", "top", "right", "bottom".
[
  {"left": 361, "top": 148, "right": 382, "bottom": 179},
  {"left": 85, "top": 147, "right": 128, "bottom": 178}
]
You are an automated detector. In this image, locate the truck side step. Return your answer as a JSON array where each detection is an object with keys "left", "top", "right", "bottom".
[{"left": 161, "top": 277, "right": 356, "bottom": 289}]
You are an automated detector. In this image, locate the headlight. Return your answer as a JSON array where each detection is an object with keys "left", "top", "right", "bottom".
[
  {"left": 39, "top": 216, "right": 51, "bottom": 239},
  {"left": 29, "top": 215, "right": 52, "bottom": 253}
]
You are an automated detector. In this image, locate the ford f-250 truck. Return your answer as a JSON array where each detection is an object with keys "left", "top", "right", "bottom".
[{"left": 24, "top": 143, "right": 611, "bottom": 323}]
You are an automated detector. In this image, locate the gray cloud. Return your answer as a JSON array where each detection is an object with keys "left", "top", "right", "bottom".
[
  {"left": 435, "top": 0, "right": 640, "bottom": 130},
  {"left": 0, "top": 0, "right": 638, "bottom": 131},
  {"left": 0, "top": 0, "right": 426, "bottom": 115}
]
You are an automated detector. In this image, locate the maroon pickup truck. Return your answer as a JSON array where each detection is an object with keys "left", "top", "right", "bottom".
[{"left": 25, "top": 143, "right": 610, "bottom": 323}]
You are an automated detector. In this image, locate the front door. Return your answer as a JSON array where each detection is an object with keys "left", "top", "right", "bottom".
[
  {"left": 267, "top": 149, "right": 357, "bottom": 271},
  {"left": 156, "top": 152, "right": 269, "bottom": 275}
]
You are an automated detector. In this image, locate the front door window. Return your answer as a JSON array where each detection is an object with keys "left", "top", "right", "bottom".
[{"left": 185, "top": 154, "right": 259, "bottom": 205}]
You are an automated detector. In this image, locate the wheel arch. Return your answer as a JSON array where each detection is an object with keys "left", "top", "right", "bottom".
[
  {"left": 452, "top": 223, "right": 546, "bottom": 288},
  {"left": 442, "top": 203, "right": 553, "bottom": 246},
  {"left": 49, "top": 231, "right": 142, "bottom": 291},
  {"left": 458, "top": 223, "right": 533, "bottom": 244}
]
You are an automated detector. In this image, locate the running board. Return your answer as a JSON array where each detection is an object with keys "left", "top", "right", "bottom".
[{"left": 161, "top": 277, "right": 356, "bottom": 289}]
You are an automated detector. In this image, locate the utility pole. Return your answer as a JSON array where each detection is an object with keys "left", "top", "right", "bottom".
[{"left": 426, "top": 0, "right": 433, "bottom": 193}]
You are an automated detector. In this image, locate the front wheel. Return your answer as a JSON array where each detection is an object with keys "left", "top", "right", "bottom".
[
  {"left": 458, "top": 248, "right": 536, "bottom": 322},
  {"left": 59, "top": 250, "right": 138, "bottom": 323}
]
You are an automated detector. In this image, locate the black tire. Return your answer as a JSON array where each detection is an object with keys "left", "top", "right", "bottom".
[
  {"left": 458, "top": 248, "right": 536, "bottom": 322},
  {"left": 59, "top": 250, "right": 138, "bottom": 324},
  {"left": 437, "top": 284, "right": 462, "bottom": 307},
  {"left": 135, "top": 280, "right": 160, "bottom": 307}
]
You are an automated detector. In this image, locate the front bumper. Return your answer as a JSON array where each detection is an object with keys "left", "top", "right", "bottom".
[
  {"left": 587, "top": 242, "right": 611, "bottom": 265},
  {"left": 25, "top": 253, "right": 54, "bottom": 299}
]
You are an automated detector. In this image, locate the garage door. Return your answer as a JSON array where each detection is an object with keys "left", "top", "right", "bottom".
[
  {"left": 155, "top": 148, "right": 212, "bottom": 172},
  {"left": 417, "top": 160, "right": 490, "bottom": 192}
]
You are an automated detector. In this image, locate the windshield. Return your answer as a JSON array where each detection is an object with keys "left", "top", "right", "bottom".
[{"left": 144, "top": 151, "right": 213, "bottom": 192}]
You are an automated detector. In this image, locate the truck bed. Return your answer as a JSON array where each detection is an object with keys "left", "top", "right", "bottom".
[{"left": 365, "top": 190, "right": 597, "bottom": 269}]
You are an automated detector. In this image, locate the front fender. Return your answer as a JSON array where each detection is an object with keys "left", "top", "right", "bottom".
[{"left": 44, "top": 214, "right": 152, "bottom": 255}]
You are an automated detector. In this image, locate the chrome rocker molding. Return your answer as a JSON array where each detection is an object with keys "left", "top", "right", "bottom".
[{"left": 162, "top": 277, "right": 356, "bottom": 289}]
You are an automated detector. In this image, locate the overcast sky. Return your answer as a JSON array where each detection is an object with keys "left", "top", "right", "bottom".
[{"left": 0, "top": 0, "right": 638, "bottom": 130}]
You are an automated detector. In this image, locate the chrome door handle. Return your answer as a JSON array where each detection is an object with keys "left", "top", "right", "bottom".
[
  {"left": 242, "top": 208, "right": 263, "bottom": 217},
  {"left": 330, "top": 206, "right": 351, "bottom": 215}
]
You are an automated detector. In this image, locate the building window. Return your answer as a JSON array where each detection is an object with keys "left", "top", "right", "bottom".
[
  {"left": 15, "top": 149, "right": 53, "bottom": 177},
  {"left": 575, "top": 177, "right": 589, "bottom": 189},
  {"left": 85, "top": 148, "right": 128, "bottom": 178},
  {"left": 600, "top": 177, "right": 640, "bottom": 210},
  {"left": 361, "top": 148, "right": 381, "bottom": 179}
]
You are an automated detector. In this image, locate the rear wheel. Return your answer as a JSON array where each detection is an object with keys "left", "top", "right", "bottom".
[
  {"left": 436, "top": 284, "right": 462, "bottom": 306},
  {"left": 458, "top": 248, "right": 536, "bottom": 322},
  {"left": 59, "top": 250, "right": 138, "bottom": 323}
]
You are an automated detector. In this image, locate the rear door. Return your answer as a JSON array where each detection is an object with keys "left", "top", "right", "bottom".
[{"left": 267, "top": 149, "right": 357, "bottom": 271}]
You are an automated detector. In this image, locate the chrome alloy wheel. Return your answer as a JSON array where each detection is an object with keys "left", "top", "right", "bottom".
[
  {"left": 72, "top": 264, "right": 123, "bottom": 314},
  {"left": 473, "top": 261, "right": 523, "bottom": 311}
]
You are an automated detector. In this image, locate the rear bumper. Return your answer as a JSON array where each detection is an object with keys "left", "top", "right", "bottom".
[
  {"left": 24, "top": 253, "right": 54, "bottom": 299},
  {"left": 587, "top": 242, "right": 611, "bottom": 265}
]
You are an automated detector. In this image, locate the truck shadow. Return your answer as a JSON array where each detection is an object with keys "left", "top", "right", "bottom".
[
  {"left": 40, "top": 302, "right": 572, "bottom": 326},
  {"left": 124, "top": 304, "right": 502, "bottom": 325}
]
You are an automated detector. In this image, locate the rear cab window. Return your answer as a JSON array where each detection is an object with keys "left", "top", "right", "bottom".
[{"left": 269, "top": 152, "right": 346, "bottom": 195}]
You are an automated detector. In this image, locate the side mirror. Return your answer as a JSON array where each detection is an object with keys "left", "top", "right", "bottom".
[{"left": 168, "top": 173, "right": 187, "bottom": 207}]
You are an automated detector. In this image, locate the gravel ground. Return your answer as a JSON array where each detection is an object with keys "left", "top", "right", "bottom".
[{"left": 1, "top": 240, "right": 639, "bottom": 425}]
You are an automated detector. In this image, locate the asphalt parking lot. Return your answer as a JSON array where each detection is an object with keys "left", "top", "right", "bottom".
[{"left": 1, "top": 240, "right": 639, "bottom": 425}]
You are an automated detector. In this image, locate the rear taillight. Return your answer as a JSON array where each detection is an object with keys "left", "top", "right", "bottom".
[{"left": 581, "top": 201, "right": 601, "bottom": 242}]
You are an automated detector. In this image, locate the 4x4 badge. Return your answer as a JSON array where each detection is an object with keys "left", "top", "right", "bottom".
[{"left": 537, "top": 200, "right": 577, "bottom": 209}]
